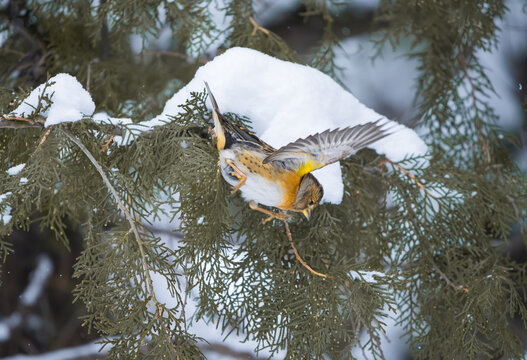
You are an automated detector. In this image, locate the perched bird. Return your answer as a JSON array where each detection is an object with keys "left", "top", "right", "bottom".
[{"left": 205, "top": 82, "right": 391, "bottom": 223}]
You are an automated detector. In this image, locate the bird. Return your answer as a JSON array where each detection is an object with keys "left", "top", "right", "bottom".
[{"left": 205, "top": 82, "right": 392, "bottom": 223}]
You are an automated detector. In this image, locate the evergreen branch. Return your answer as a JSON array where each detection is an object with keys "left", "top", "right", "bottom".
[
  {"left": 380, "top": 158, "right": 438, "bottom": 201},
  {"left": 433, "top": 265, "right": 469, "bottom": 293},
  {"left": 61, "top": 129, "right": 178, "bottom": 353},
  {"left": 506, "top": 195, "right": 525, "bottom": 237},
  {"left": 199, "top": 342, "right": 267, "bottom": 360},
  {"left": 141, "top": 50, "right": 208, "bottom": 64},
  {"left": 283, "top": 219, "right": 331, "bottom": 279},
  {"left": 458, "top": 50, "right": 491, "bottom": 163}
]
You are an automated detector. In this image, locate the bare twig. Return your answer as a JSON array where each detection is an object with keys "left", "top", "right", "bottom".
[
  {"left": 249, "top": 16, "right": 270, "bottom": 36},
  {"left": 39, "top": 125, "right": 54, "bottom": 145},
  {"left": 1, "top": 115, "right": 44, "bottom": 129},
  {"left": 0, "top": 119, "right": 43, "bottom": 129},
  {"left": 282, "top": 219, "right": 331, "bottom": 278},
  {"left": 1, "top": 115, "right": 32, "bottom": 122},
  {"left": 100, "top": 135, "right": 114, "bottom": 152},
  {"left": 61, "top": 130, "right": 178, "bottom": 352}
]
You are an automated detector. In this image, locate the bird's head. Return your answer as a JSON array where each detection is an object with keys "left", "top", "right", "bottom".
[{"left": 292, "top": 173, "right": 324, "bottom": 220}]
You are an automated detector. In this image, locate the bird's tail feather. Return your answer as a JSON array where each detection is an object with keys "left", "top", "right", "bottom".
[{"left": 204, "top": 81, "right": 226, "bottom": 150}]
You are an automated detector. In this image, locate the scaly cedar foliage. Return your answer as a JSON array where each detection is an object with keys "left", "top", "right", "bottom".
[{"left": 1, "top": 0, "right": 527, "bottom": 359}]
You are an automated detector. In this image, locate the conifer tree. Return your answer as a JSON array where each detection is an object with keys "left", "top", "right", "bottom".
[{"left": 1, "top": 0, "right": 527, "bottom": 359}]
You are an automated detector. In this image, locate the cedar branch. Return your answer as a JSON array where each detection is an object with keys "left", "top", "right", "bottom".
[
  {"left": 61, "top": 130, "right": 178, "bottom": 351},
  {"left": 379, "top": 158, "right": 438, "bottom": 201},
  {"left": 433, "top": 265, "right": 469, "bottom": 293},
  {"left": 458, "top": 51, "right": 491, "bottom": 163}
]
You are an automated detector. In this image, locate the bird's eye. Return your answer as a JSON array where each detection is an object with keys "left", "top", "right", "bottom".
[{"left": 308, "top": 200, "right": 315, "bottom": 206}]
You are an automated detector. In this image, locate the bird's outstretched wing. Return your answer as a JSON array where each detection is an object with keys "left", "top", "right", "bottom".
[{"left": 263, "top": 120, "right": 392, "bottom": 175}]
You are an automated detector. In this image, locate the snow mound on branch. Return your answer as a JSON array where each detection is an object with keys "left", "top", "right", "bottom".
[
  {"left": 10, "top": 73, "right": 95, "bottom": 127},
  {"left": 6, "top": 163, "right": 25, "bottom": 175},
  {"left": 145, "top": 47, "right": 428, "bottom": 204},
  {"left": 93, "top": 112, "right": 133, "bottom": 146}
]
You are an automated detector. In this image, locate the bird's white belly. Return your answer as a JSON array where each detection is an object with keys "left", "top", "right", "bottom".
[{"left": 219, "top": 150, "right": 283, "bottom": 207}]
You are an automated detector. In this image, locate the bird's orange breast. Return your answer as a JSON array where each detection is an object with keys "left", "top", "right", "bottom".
[{"left": 236, "top": 150, "right": 301, "bottom": 209}]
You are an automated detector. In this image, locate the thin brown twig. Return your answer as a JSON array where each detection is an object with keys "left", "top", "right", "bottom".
[
  {"left": 282, "top": 219, "right": 331, "bottom": 278},
  {"left": 62, "top": 130, "right": 178, "bottom": 352},
  {"left": 100, "top": 135, "right": 114, "bottom": 153},
  {"left": 249, "top": 16, "right": 270, "bottom": 36},
  {"left": 1, "top": 115, "right": 33, "bottom": 122},
  {"left": 0, "top": 117, "right": 43, "bottom": 129},
  {"left": 39, "top": 125, "right": 54, "bottom": 145}
]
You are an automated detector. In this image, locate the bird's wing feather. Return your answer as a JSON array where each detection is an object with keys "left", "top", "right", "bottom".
[{"left": 263, "top": 120, "right": 392, "bottom": 175}]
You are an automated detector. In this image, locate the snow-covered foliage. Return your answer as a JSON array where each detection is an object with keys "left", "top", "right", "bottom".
[
  {"left": 143, "top": 47, "right": 427, "bottom": 203},
  {"left": 9, "top": 74, "right": 95, "bottom": 127}
]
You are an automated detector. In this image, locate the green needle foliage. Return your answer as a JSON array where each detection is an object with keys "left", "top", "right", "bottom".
[{"left": 1, "top": 0, "right": 527, "bottom": 359}]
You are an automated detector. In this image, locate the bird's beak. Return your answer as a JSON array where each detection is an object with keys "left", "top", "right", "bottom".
[{"left": 302, "top": 209, "right": 311, "bottom": 221}]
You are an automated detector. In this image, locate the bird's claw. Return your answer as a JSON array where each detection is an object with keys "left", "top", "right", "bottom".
[
  {"left": 249, "top": 201, "right": 290, "bottom": 224},
  {"left": 261, "top": 212, "right": 290, "bottom": 224}
]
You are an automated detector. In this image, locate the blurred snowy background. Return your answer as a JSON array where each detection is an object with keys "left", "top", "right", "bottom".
[{"left": 1, "top": 0, "right": 526, "bottom": 359}]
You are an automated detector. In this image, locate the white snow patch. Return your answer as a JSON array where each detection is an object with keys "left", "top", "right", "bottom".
[
  {"left": 92, "top": 112, "right": 133, "bottom": 146},
  {"left": 8, "top": 73, "right": 95, "bottom": 127},
  {"left": 352, "top": 303, "right": 408, "bottom": 360},
  {"left": 0, "top": 192, "right": 12, "bottom": 203},
  {"left": 140, "top": 47, "right": 427, "bottom": 204},
  {"left": 0, "top": 313, "right": 22, "bottom": 343},
  {"left": 1, "top": 192, "right": 13, "bottom": 225},
  {"left": 19, "top": 177, "right": 28, "bottom": 185},
  {"left": 0, "top": 29, "right": 9, "bottom": 48},
  {"left": 0, "top": 323, "right": 7, "bottom": 342},
  {"left": 349, "top": 270, "right": 389, "bottom": 284},
  {"left": 335, "top": 36, "right": 420, "bottom": 123},
  {"left": 6, "top": 163, "right": 25, "bottom": 175},
  {"left": 92, "top": 112, "right": 133, "bottom": 127},
  {"left": 150, "top": 271, "right": 179, "bottom": 309},
  {"left": 20, "top": 255, "right": 54, "bottom": 306},
  {"left": 0, "top": 340, "right": 110, "bottom": 359}
]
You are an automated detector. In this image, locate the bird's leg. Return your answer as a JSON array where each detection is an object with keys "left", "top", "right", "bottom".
[
  {"left": 249, "top": 201, "right": 290, "bottom": 224},
  {"left": 226, "top": 159, "right": 247, "bottom": 194}
]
